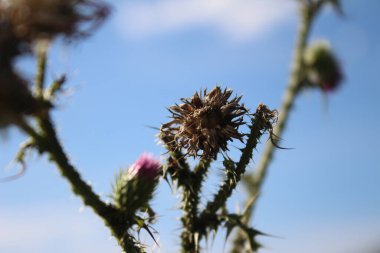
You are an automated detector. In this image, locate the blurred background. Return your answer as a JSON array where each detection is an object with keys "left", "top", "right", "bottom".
[{"left": 1, "top": 0, "right": 379, "bottom": 252}]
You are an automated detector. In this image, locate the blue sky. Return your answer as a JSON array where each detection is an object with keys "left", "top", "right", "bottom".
[{"left": 1, "top": 0, "right": 380, "bottom": 252}]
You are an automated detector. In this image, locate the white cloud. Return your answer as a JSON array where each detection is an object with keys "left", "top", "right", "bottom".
[
  {"left": 0, "top": 205, "right": 119, "bottom": 253},
  {"left": 116, "top": 0, "right": 296, "bottom": 42}
]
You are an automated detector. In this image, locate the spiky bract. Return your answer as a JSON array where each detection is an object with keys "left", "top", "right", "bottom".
[{"left": 112, "top": 154, "right": 161, "bottom": 215}]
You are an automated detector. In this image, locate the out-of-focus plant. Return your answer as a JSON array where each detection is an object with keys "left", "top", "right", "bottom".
[
  {"left": 230, "top": 0, "right": 344, "bottom": 252},
  {"left": 0, "top": 0, "right": 344, "bottom": 252}
]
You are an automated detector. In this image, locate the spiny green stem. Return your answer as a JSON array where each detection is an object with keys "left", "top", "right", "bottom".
[
  {"left": 167, "top": 150, "right": 191, "bottom": 178},
  {"left": 35, "top": 113, "right": 142, "bottom": 251},
  {"left": 230, "top": 3, "right": 318, "bottom": 252},
  {"left": 33, "top": 44, "right": 112, "bottom": 220},
  {"left": 40, "top": 116, "right": 114, "bottom": 218},
  {"left": 198, "top": 105, "right": 272, "bottom": 233},
  {"left": 180, "top": 159, "right": 210, "bottom": 253},
  {"left": 119, "top": 232, "right": 145, "bottom": 253},
  {"left": 21, "top": 50, "right": 140, "bottom": 253},
  {"left": 15, "top": 119, "right": 44, "bottom": 144},
  {"left": 161, "top": 134, "right": 191, "bottom": 179},
  {"left": 161, "top": 138, "right": 206, "bottom": 253},
  {"left": 253, "top": 1, "right": 315, "bottom": 197},
  {"left": 162, "top": 141, "right": 192, "bottom": 188},
  {"left": 17, "top": 116, "right": 138, "bottom": 251},
  {"left": 34, "top": 41, "right": 48, "bottom": 98}
]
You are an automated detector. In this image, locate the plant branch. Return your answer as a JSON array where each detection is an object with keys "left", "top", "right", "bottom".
[
  {"left": 230, "top": 2, "right": 319, "bottom": 252},
  {"left": 198, "top": 104, "right": 277, "bottom": 237},
  {"left": 39, "top": 116, "right": 114, "bottom": 218},
  {"left": 34, "top": 41, "right": 49, "bottom": 98},
  {"left": 160, "top": 135, "right": 207, "bottom": 253},
  {"left": 180, "top": 158, "right": 210, "bottom": 253},
  {"left": 17, "top": 49, "right": 141, "bottom": 253},
  {"left": 253, "top": 1, "right": 315, "bottom": 198}
]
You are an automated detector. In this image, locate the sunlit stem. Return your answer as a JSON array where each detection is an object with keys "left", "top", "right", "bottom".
[
  {"left": 180, "top": 158, "right": 210, "bottom": 253},
  {"left": 34, "top": 40, "right": 49, "bottom": 98},
  {"left": 230, "top": 3, "right": 319, "bottom": 252},
  {"left": 18, "top": 47, "right": 141, "bottom": 253}
]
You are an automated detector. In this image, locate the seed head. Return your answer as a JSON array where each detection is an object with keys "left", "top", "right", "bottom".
[{"left": 161, "top": 87, "right": 248, "bottom": 159}]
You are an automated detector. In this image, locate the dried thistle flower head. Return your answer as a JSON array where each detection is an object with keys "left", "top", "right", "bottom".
[
  {"left": 161, "top": 87, "right": 248, "bottom": 159},
  {"left": 0, "top": 68, "right": 40, "bottom": 127},
  {"left": 0, "top": 0, "right": 110, "bottom": 42},
  {"left": 0, "top": 22, "right": 24, "bottom": 63}
]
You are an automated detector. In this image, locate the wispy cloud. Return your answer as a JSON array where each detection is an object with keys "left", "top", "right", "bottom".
[
  {"left": 0, "top": 206, "right": 119, "bottom": 253},
  {"left": 116, "top": 0, "right": 295, "bottom": 42}
]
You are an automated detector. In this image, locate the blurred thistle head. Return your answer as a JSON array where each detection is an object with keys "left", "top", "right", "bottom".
[
  {"left": 0, "top": 0, "right": 110, "bottom": 43},
  {"left": 304, "top": 40, "right": 343, "bottom": 92},
  {"left": 160, "top": 86, "right": 248, "bottom": 159},
  {"left": 0, "top": 68, "right": 40, "bottom": 128},
  {"left": 0, "top": 19, "right": 26, "bottom": 63}
]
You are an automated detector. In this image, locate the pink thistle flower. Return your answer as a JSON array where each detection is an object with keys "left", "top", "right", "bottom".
[
  {"left": 130, "top": 153, "right": 161, "bottom": 180},
  {"left": 113, "top": 154, "right": 161, "bottom": 214}
]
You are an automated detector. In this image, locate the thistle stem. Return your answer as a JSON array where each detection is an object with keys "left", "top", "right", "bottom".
[
  {"left": 254, "top": 4, "right": 314, "bottom": 196},
  {"left": 17, "top": 50, "right": 140, "bottom": 253},
  {"left": 230, "top": 3, "right": 318, "bottom": 252},
  {"left": 34, "top": 41, "right": 48, "bottom": 98},
  {"left": 40, "top": 116, "right": 113, "bottom": 218},
  {"left": 198, "top": 104, "right": 274, "bottom": 235},
  {"left": 180, "top": 159, "right": 210, "bottom": 253}
]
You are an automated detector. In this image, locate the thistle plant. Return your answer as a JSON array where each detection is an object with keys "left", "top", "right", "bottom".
[
  {"left": 160, "top": 88, "right": 278, "bottom": 252},
  {"left": 0, "top": 0, "right": 345, "bottom": 252},
  {"left": 230, "top": 0, "right": 344, "bottom": 251}
]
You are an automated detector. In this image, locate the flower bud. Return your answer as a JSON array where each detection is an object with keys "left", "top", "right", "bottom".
[
  {"left": 304, "top": 40, "right": 343, "bottom": 92},
  {"left": 112, "top": 154, "right": 161, "bottom": 216},
  {"left": 129, "top": 153, "right": 161, "bottom": 180}
]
